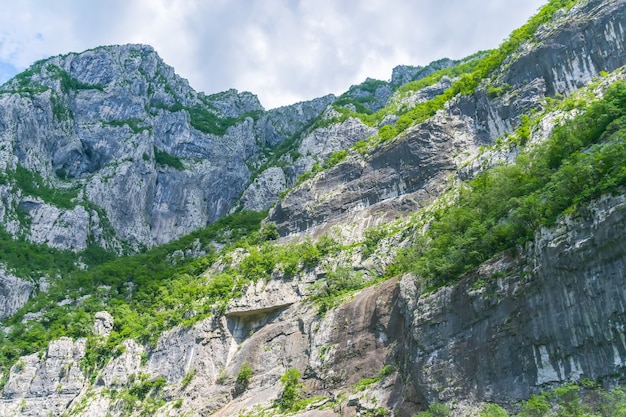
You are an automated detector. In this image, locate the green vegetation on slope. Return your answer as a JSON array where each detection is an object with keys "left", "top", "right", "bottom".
[
  {"left": 45, "top": 64, "right": 105, "bottom": 93},
  {"left": 333, "top": 78, "right": 390, "bottom": 114},
  {"left": 0, "top": 60, "right": 48, "bottom": 96},
  {"left": 153, "top": 146, "right": 184, "bottom": 170},
  {"left": 1, "top": 164, "right": 80, "bottom": 210},
  {"left": 0, "top": 0, "right": 609, "bottom": 397},
  {"left": 416, "top": 382, "right": 626, "bottom": 417},
  {"left": 188, "top": 107, "right": 262, "bottom": 136},
  {"left": 0, "top": 209, "right": 349, "bottom": 371},
  {"left": 388, "top": 81, "right": 626, "bottom": 289},
  {"left": 105, "top": 119, "right": 152, "bottom": 135},
  {"left": 0, "top": 210, "right": 267, "bottom": 367},
  {"left": 0, "top": 228, "right": 85, "bottom": 278},
  {"left": 152, "top": 100, "right": 262, "bottom": 136},
  {"left": 295, "top": 0, "right": 579, "bottom": 184}
]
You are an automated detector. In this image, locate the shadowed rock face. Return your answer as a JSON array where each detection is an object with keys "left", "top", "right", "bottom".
[
  {"left": 403, "top": 194, "right": 626, "bottom": 405},
  {"left": 3, "top": 192, "right": 624, "bottom": 416},
  {"left": 504, "top": 0, "right": 626, "bottom": 97},
  {"left": 0, "top": 262, "right": 408, "bottom": 416},
  {"left": 1, "top": 1, "right": 626, "bottom": 416},
  {"left": 465, "top": 0, "right": 626, "bottom": 142},
  {"left": 316, "top": 279, "right": 403, "bottom": 386},
  {"left": 269, "top": 111, "right": 477, "bottom": 237}
]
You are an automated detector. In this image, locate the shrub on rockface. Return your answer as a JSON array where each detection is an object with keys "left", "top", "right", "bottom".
[{"left": 278, "top": 368, "right": 303, "bottom": 411}]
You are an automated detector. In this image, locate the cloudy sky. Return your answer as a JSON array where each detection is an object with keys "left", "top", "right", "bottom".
[{"left": 0, "top": 1, "right": 546, "bottom": 109}]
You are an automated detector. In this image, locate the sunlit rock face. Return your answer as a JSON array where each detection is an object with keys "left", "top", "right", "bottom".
[{"left": 0, "top": 44, "right": 333, "bottom": 250}]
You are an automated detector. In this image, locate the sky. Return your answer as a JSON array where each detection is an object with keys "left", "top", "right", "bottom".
[{"left": 0, "top": 1, "right": 547, "bottom": 109}]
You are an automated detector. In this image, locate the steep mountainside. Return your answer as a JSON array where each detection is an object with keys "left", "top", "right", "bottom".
[
  {"left": 269, "top": 0, "right": 626, "bottom": 239},
  {"left": 0, "top": 0, "right": 625, "bottom": 416},
  {"left": 0, "top": 44, "right": 335, "bottom": 250}
]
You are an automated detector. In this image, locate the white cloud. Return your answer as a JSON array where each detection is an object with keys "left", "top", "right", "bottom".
[{"left": 0, "top": 0, "right": 547, "bottom": 108}]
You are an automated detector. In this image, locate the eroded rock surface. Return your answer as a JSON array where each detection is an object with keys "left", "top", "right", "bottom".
[
  {"left": 0, "top": 271, "right": 33, "bottom": 320},
  {"left": 405, "top": 194, "right": 626, "bottom": 405}
]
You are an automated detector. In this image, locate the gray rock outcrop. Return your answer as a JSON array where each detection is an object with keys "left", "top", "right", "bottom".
[
  {"left": 93, "top": 311, "right": 114, "bottom": 337},
  {"left": 391, "top": 58, "right": 455, "bottom": 86},
  {"left": 0, "top": 338, "right": 86, "bottom": 417},
  {"left": 269, "top": 111, "right": 476, "bottom": 237},
  {"left": 239, "top": 167, "right": 288, "bottom": 212},
  {"left": 254, "top": 95, "right": 336, "bottom": 148},
  {"left": 1, "top": 1, "right": 626, "bottom": 416},
  {"left": 21, "top": 199, "right": 90, "bottom": 251},
  {"left": 0, "top": 192, "right": 625, "bottom": 416},
  {"left": 0, "top": 271, "right": 33, "bottom": 319},
  {"left": 294, "top": 117, "right": 378, "bottom": 175}
]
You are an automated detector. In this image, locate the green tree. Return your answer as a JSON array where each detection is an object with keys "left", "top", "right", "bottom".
[
  {"left": 413, "top": 403, "right": 451, "bottom": 417},
  {"left": 480, "top": 404, "right": 509, "bottom": 417},
  {"left": 236, "top": 361, "right": 253, "bottom": 389},
  {"left": 278, "top": 368, "right": 303, "bottom": 411},
  {"left": 518, "top": 394, "right": 551, "bottom": 417}
]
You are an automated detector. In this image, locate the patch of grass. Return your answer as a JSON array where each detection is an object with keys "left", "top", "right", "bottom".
[
  {"left": 10, "top": 164, "right": 79, "bottom": 209},
  {"left": 353, "top": 365, "right": 395, "bottom": 392},
  {"left": 154, "top": 147, "right": 184, "bottom": 170},
  {"left": 46, "top": 64, "right": 105, "bottom": 93},
  {"left": 106, "top": 119, "right": 151, "bottom": 135}
]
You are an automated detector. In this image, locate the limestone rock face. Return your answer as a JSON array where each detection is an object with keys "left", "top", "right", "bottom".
[
  {"left": 0, "top": 338, "right": 86, "bottom": 417},
  {"left": 254, "top": 95, "right": 336, "bottom": 148},
  {"left": 20, "top": 198, "right": 90, "bottom": 251},
  {"left": 466, "top": 0, "right": 626, "bottom": 141},
  {"left": 99, "top": 339, "right": 145, "bottom": 388},
  {"left": 505, "top": 0, "right": 626, "bottom": 96},
  {"left": 295, "top": 117, "right": 377, "bottom": 174},
  {"left": 0, "top": 271, "right": 33, "bottom": 320},
  {"left": 269, "top": 111, "right": 476, "bottom": 237},
  {"left": 93, "top": 311, "right": 114, "bottom": 337},
  {"left": 240, "top": 167, "right": 288, "bottom": 212},
  {"left": 1, "top": 1, "right": 626, "bottom": 416},
  {"left": 0, "top": 193, "right": 625, "bottom": 416},
  {"left": 0, "top": 45, "right": 332, "bottom": 251},
  {"left": 405, "top": 194, "right": 626, "bottom": 405},
  {"left": 391, "top": 59, "right": 455, "bottom": 86}
]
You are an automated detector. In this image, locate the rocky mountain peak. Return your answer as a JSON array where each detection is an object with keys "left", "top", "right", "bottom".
[
  {"left": 0, "top": 43, "right": 329, "bottom": 251},
  {"left": 390, "top": 58, "right": 455, "bottom": 86}
]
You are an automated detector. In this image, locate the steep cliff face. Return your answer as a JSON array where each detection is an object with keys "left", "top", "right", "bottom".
[
  {"left": 505, "top": 0, "right": 626, "bottom": 96},
  {"left": 270, "top": 111, "right": 476, "bottom": 237},
  {"left": 0, "top": 275, "right": 406, "bottom": 416},
  {"left": 270, "top": 0, "right": 626, "bottom": 239},
  {"left": 402, "top": 193, "right": 626, "bottom": 406},
  {"left": 1, "top": 191, "right": 624, "bottom": 416},
  {"left": 0, "top": 338, "right": 87, "bottom": 416},
  {"left": 0, "top": 45, "right": 332, "bottom": 250},
  {"left": 0, "top": 272, "right": 33, "bottom": 320},
  {"left": 465, "top": 0, "right": 626, "bottom": 142}
]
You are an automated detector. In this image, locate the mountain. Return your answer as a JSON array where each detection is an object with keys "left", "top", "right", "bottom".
[
  {"left": 0, "top": 44, "right": 335, "bottom": 252},
  {"left": 0, "top": 0, "right": 625, "bottom": 415}
]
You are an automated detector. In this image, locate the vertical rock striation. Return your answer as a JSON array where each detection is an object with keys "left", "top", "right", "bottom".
[{"left": 404, "top": 194, "right": 626, "bottom": 405}]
